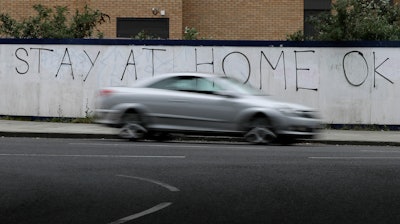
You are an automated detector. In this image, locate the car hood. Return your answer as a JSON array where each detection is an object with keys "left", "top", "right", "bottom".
[{"left": 240, "top": 95, "right": 314, "bottom": 111}]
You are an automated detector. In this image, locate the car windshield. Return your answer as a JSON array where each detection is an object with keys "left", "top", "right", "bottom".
[{"left": 216, "top": 77, "right": 266, "bottom": 95}]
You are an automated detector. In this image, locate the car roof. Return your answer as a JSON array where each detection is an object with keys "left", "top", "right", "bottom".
[
  {"left": 133, "top": 72, "right": 225, "bottom": 87},
  {"left": 158, "top": 72, "right": 222, "bottom": 78}
]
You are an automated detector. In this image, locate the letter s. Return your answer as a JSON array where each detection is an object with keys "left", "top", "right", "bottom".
[{"left": 15, "top": 48, "right": 29, "bottom": 74}]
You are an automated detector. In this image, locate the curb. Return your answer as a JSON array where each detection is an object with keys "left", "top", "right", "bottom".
[
  {"left": 2, "top": 131, "right": 400, "bottom": 146},
  {"left": 0, "top": 132, "right": 117, "bottom": 139},
  {"left": 308, "top": 139, "right": 400, "bottom": 147}
]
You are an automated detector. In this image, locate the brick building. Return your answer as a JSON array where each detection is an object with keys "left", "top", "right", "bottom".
[{"left": 0, "top": 0, "right": 399, "bottom": 40}]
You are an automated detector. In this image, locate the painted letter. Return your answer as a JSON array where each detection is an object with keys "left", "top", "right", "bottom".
[
  {"left": 15, "top": 48, "right": 29, "bottom": 75},
  {"left": 121, "top": 50, "right": 137, "bottom": 81},
  {"left": 143, "top": 48, "right": 167, "bottom": 76},
  {"left": 195, "top": 48, "right": 214, "bottom": 73},
  {"left": 83, "top": 50, "right": 100, "bottom": 82},
  {"left": 222, "top": 51, "right": 251, "bottom": 84},
  {"left": 55, "top": 48, "right": 74, "bottom": 80},
  {"left": 343, "top": 51, "right": 368, "bottom": 87},
  {"left": 30, "top": 48, "right": 54, "bottom": 73},
  {"left": 260, "top": 51, "right": 286, "bottom": 90},
  {"left": 295, "top": 50, "right": 317, "bottom": 91},
  {"left": 373, "top": 52, "right": 394, "bottom": 88}
]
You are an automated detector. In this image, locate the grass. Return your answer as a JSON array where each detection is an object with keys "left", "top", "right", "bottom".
[
  {"left": 325, "top": 124, "right": 399, "bottom": 131},
  {"left": 0, "top": 116, "right": 94, "bottom": 124}
]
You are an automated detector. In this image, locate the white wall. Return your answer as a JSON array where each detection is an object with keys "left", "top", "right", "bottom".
[{"left": 1, "top": 41, "right": 399, "bottom": 124}]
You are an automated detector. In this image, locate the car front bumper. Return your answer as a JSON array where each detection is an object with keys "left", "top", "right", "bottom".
[{"left": 275, "top": 117, "right": 323, "bottom": 139}]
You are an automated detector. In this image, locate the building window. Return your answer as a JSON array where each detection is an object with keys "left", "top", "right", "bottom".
[
  {"left": 304, "top": 0, "right": 331, "bottom": 38},
  {"left": 117, "top": 18, "right": 169, "bottom": 39}
]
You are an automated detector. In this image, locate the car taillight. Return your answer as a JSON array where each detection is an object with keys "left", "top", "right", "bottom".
[{"left": 98, "top": 89, "right": 115, "bottom": 96}]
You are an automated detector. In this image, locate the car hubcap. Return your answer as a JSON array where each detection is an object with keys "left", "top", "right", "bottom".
[
  {"left": 119, "top": 123, "right": 147, "bottom": 140},
  {"left": 244, "top": 117, "right": 277, "bottom": 144},
  {"left": 244, "top": 127, "right": 276, "bottom": 144}
]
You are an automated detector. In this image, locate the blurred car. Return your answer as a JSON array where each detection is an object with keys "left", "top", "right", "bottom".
[{"left": 94, "top": 72, "right": 321, "bottom": 144}]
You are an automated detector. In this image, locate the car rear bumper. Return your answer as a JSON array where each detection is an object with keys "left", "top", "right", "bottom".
[{"left": 94, "top": 109, "right": 121, "bottom": 127}]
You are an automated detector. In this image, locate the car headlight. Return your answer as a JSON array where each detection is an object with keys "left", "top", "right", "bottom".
[
  {"left": 278, "top": 107, "right": 302, "bottom": 117},
  {"left": 278, "top": 107, "right": 318, "bottom": 118}
]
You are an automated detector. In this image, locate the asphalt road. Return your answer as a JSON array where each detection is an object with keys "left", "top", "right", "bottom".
[{"left": 1, "top": 137, "right": 400, "bottom": 224}]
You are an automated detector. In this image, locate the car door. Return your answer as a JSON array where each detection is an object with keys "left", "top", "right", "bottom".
[{"left": 147, "top": 75, "right": 239, "bottom": 132}]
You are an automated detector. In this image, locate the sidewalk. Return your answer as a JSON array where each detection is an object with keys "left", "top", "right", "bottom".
[{"left": 1, "top": 120, "right": 400, "bottom": 146}]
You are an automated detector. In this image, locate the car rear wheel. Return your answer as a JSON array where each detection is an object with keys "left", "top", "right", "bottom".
[
  {"left": 119, "top": 111, "right": 147, "bottom": 141},
  {"left": 244, "top": 116, "right": 276, "bottom": 145}
]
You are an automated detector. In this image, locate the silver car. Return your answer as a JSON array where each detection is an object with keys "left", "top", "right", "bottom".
[{"left": 95, "top": 72, "right": 321, "bottom": 144}]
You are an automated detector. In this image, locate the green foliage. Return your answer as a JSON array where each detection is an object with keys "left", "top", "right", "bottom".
[
  {"left": 133, "top": 30, "right": 160, "bottom": 40},
  {"left": 0, "top": 4, "right": 109, "bottom": 38},
  {"left": 183, "top": 26, "right": 199, "bottom": 40},
  {"left": 306, "top": 0, "right": 400, "bottom": 41},
  {"left": 286, "top": 30, "right": 307, "bottom": 41}
]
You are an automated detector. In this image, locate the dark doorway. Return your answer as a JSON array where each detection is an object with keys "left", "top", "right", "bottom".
[
  {"left": 117, "top": 18, "right": 169, "bottom": 39},
  {"left": 304, "top": 0, "right": 331, "bottom": 38}
]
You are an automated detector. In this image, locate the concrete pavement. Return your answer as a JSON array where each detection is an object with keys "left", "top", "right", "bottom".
[{"left": 1, "top": 119, "right": 400, "bottom": 146}]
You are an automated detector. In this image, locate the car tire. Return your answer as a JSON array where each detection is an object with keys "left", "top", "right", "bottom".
[
  {"left": 244, "top": 116, "right": 276, "bottom": 145},
  {"left": 276, "top": 136, "right": 298, "bottom": 146},
  {"left": 119, "top": 111, "right": 147, "bottom": 141},
  {"left": 148, "top": 132, "right": 173, "bottom": 142}
]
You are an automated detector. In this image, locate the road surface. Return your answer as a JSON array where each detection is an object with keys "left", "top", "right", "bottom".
[{"left": 1, "top": 137, "right": 400, "bottom": 224}]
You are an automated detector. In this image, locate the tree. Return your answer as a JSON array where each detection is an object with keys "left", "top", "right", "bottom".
[
  {"left": 0, "top": 4, "right": 109, "bottom": 38},
  {"left": 183, "top": 26, "right": 199, "bottom": 40},
  {"left": 288, "top": 0, "right": 400, "bottom": 41}
]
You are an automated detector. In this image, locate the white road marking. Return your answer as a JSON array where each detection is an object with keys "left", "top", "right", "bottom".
[
  {"left": 108, "top": 202, "right": 172, "bottom": 224},
  {"left": 110, "top": 175, "right": 179, "bottom": 223},
  {"left": 69, "top": 142, "right": 264, "bottom": 150},
  {"left": 360, "top": 150, "right": 400, "bottom": 153},
  {"left": 70, "top": 142, "right": 214, "bottom": 148},
  {"left": 116, "top": 174, "right": 180, "bottom": 192},
  {"left": 0, "top": 153, "right": 185, "bottom": 159},
  {"left": 309, "top": 157, "right": 400, "bottom": 160}
]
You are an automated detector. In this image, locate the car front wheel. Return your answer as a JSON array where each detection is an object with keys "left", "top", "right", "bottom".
[{"left": 244, "top": 116, "right": 276, "bottom": 145}]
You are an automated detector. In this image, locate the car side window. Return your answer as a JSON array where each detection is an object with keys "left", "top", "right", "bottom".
[
  {"left": 149, "top": 76, "right": 223, "bottom": 94},
  {"left": 171, "top": 78, "right": 196, "bottom": 91},
  {"left": 149, "top": 77, "right": 195, "bottom": 91},
  {"left": 196, "top": 78, "right": 223, "bottom": 92},
  {"left": 148, "top": 77, "right": 181, "bottom": 90}
]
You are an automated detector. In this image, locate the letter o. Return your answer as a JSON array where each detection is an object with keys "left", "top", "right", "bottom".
[
  {"left": 343, "top": 51, "right": 369, "bottom": 87},
  {"left": 222, "top": 51, "right": 251, "bottom": 84}
]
